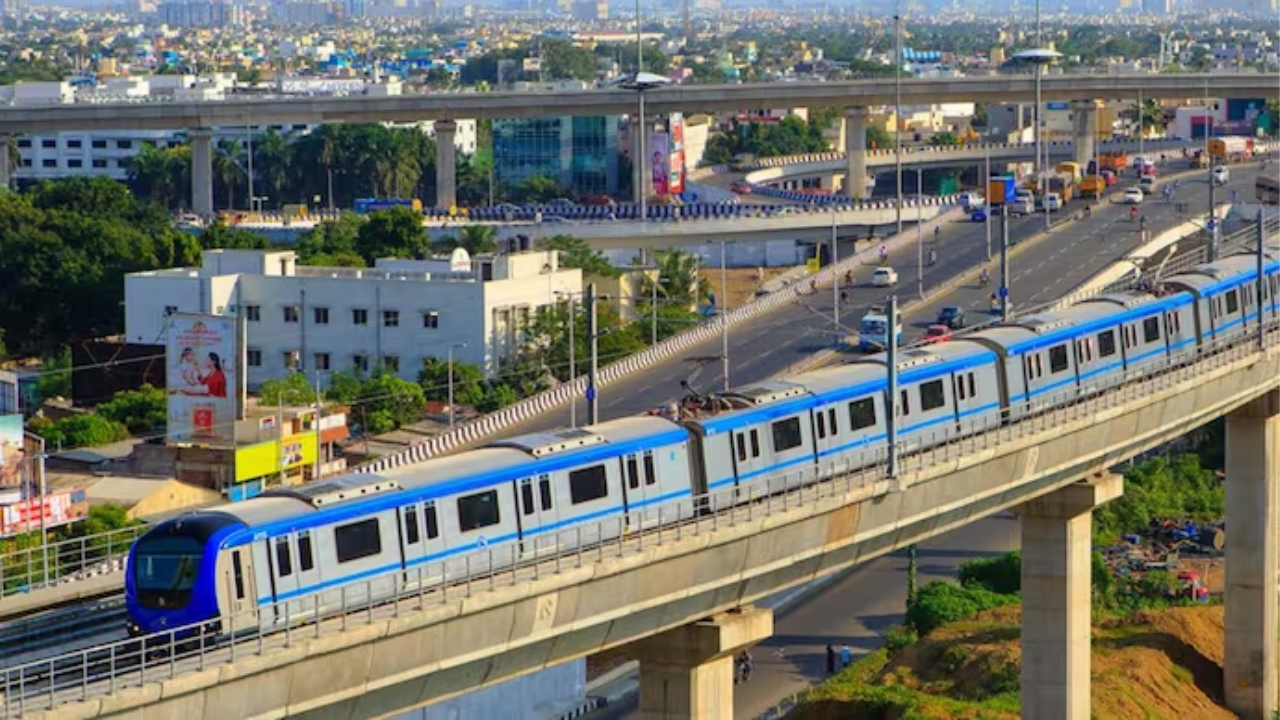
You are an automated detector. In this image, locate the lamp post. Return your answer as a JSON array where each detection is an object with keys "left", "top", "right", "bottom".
[
  {"left": 554, "top": 290, "right": 579, "bottom": 427},
  {"left": 719, "top": 240, "right": 730, "bottom": 391},
  {"left": 447, "top": 342, "right": 467, "bottom": 428},
  {"left": 912, "top": 169, "right": 924, "bottom": 300},
  {"left": 893, "top": 3, "right": 904, "bottom": 236},
  {"left": 1012, "top": 49, "right": 1062, "bottom": 231},
  {"left": 831, "top": 208, "right": 840, "bottom": 336},
  {"left": 614, "top": 72, "right": 671, "bottom": 224},
  {"left": 984, "top": 139, "right": 992, "bottom": 261}
]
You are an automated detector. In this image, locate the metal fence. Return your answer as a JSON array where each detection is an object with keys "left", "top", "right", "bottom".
[
  {"left": 3, "top": 318, "right": 1277, "bottom": 717},
  {"left": 0, "top": 526, "right": 145, "bottom": 601}
]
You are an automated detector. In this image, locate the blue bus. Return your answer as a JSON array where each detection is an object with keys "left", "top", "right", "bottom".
[{"left": 859, "top": 309, "right": 903, "bottom": 352}]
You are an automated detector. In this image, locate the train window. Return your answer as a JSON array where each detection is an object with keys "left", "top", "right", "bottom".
[
  {"left": 457, "top": 490, "right": 501, "bottom": 532},
  {"left": 1226, "top": 290, "right": 1239, "bottom": 315},
  {"left": 520, "top": 480, "right": 536, "bottom": 516},
  {"left": 849, "top": 398, "right": 876, "bottom": 430},
  {"left": 1049, "top": 345, "right": 1069, "bottom": 374},
  {"left": 1142, "top": 317, "right": 1160, "bottom": 343},
  {"left": 335, "top": 518, "right": 383, "bottom": 563},
  {"left": 275, "top": 538, "right": 293, "bottom": 578},
  {"left": 828, "top": 408, "right": 838, "bottom": 435},
  {"left": 956, "top": 376, "right": 967, "bottom": 401},
  {"left": 900, "top": 390, "right": 911, "bottom": 416},
  {"left": 298, "top": 532, "right": 314, "bottom": 572},
  {"left": 968, "top": 373, "right": 976, "bottom": 398},
  {"left": 816, "top": 411, "right": 827, "bottom": 439},
  {"left": 1097, "top": 330, "right": 1116, "bottom": 357},
  {"left": 920, "top": 380, "right": 945, "bottom": 411},
  {"left": 643, "top": 451, "right": 656, "bottom": 486},
  {"left": 736, "top": 434, "right": 747, "bottom": 462},
  {"left": 626, "top": 456, "right": 640, "bottom": 490},
  {"left": 404, "top": 506, "right": 421, "bottom": 543},
  {"left": 538, "top": 475, "right": 553, "bottom": 511},
  {"left": 232, "top": 551, "right": 245, "bottom": 599},
  {"left": 424, "top": 502, "right": 440, "bottom": 539},
  {"left": 750, "top": 430, "right": 761, "bottom": 458},
  {"left": 569, "top": 465, "right": 609, "bottom": 504},
  {"left": 772, "top": 417, "right": 804, "bottom": 452}
]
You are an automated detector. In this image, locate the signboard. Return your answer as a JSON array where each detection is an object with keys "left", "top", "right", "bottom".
[
  {"left": 166, "top": 314, "right": 238, "bottom": 445},
  {"left": 0, "top": 414, "right": 23, "bottom": 497},
  {"left": 668, "top": 113, "right": 686, "bottom": 195},
  {"left": 449, "top": 247, "right": 472, "bottom": 272},
  {"left": 806, "top": 258, "right": 821, "bottom": 274},
  {"left": 0, "top": 489, "right": 89, "bottom": 537},
  {"left": 522, "top": 57, "right": 542, "bottom": 72},
  {"left": 650, "top": 132, "right": 671, "bottom": 195},
  {"left": 234, "top": 431, "right": 317, "bottom": 483}
]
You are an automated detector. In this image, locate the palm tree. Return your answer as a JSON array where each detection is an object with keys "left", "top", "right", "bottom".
[
  {"left": 213, "top": 138, "right": 245, "bottom": 211},
  {"left": 252, "top": 129, "right": 294, "bottom": 207},
  {"left": 641, "top": 250, "right": 711, "bottom": 311},
  {"left": 459, "top": 225, "right": 498, "bottom": 254}
]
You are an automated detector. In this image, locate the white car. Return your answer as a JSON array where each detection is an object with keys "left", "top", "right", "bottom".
[
  {"left": 1122, "top": 188, "right": 1145, "bottom": 205},
  {"left": 959, "top": 193, "right": 985, "bottom": 210},
  {"left": 871, "top": 267, "right": 899, "bottom": 287},
  {"left": 1213, "top": 166, "right": 1230, "bottom": 185}
]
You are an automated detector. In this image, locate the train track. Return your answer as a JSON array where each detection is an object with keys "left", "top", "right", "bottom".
[{"left": 0, "top": 596, "right": 128, "bottom": 670}]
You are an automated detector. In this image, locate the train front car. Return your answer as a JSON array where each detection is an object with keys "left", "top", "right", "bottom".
[{"left": 125, "top": 512, "right": 244, "bottom": 637}]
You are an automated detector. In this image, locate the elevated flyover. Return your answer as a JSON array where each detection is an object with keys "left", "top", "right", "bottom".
[{"left": 11, "top": 323, "right": 1279, "bottom": 719}]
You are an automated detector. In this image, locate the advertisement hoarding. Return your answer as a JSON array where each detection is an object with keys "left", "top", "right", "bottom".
[
  {"left": 0, "top": 414, "right": 23, "bottom": 500},
  {"left": 0, "top": 489, "right": 89, "bottom": 537},
  {"left": 166, "top": 314, "right": 238, "bottom": 445},
  {"left": 668, "top": 113, "right": 686, "bottom": 195},
  {"left": 649, "top": 132, "right": 670, "bottom": 196}
]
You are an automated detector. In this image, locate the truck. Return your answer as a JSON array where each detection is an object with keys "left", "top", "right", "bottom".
[
  {"left": 1046, "top": 174, "right": 1074, "bottom": 203},
  {"left": 1054, "top": 162, "right": 1083, "bottom": 182},
  {"left": 1078, "top": 174, "right": 1107, "bottom": 199},
  {"left": 1099, "top": 152, "right": 1129, "bottom": 172},
  {"left": 354, "top": 198, "right": 424, "bottom": 214},
  {"left": 1208, "top": 136, "right": 1254, "bottom": 161},
  {"left": 1189, "top": 150, "right": 1210, "bottom": 169}
]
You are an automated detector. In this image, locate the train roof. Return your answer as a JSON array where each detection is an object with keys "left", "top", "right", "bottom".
[
  {"left": 966, "top": 294, "right": 1181, "bottom": 356},
  {"left": 1165, "top": 253, "right": 1280, "bottom": 295},
  {"left": 845, "top": 341, "right": 998, "bottom": 380}
]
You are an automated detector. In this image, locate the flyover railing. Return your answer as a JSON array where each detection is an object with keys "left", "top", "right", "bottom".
[
  {"left": 4, "top": 317, "right": 1277, "bottom": 716},
  {"left": 0, "top": 526, "right": 145, "bottom": 602},
  {"left": 356, "top": 205, "right": 963, "bottom": 474}
]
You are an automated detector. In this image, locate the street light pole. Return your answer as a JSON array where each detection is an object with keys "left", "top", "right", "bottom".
[
  {"left": 638, "top": 89, "right": 647, "bottom": 223},
  {"left": 1001, "top": 204, "right": 1012, "bottom": 321},
  {"left": 831, "top": 209, "right": 840, "bottom": 336},
  {"left": 915, "top": 171, "right": 924, "bottom": 300},
  {"left": 720, "top": 240, "right": 730, "bottom": 391},
  {"left": 587, "top": 283, "right": 600, "bottom": 424},
  {"left": 886, "top": 295, "right": 899, "bottom": 479},
  {"left": 984, "top": 141, "right": 992, "bottom": 261},
  {"left": 651, "top": 266, "right": 659, "bottom": 345},
  {"left": 894, "top": 3, "right": 903, "bottom": 236},
  {"left": 567, "top": 296, "right": 576, "bottom": 427},
  {"left": 447, "top": 342, "right": 466, "bottom": 429}
]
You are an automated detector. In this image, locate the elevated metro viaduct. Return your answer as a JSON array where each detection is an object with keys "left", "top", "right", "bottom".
[
  {"left": 17, "top": 328, "right": 1280, "bottom": 720},
  {"left": 0, "top": 72, "right": 1269, "bottom": 217}
]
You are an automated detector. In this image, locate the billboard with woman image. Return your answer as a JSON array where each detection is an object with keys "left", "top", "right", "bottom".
[{"left": 166, "top": 314, "right": 238, "bottom": 444}]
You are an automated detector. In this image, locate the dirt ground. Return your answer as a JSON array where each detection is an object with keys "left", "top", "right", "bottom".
[
  {"left": 794, "top": 604, "right": 1232, "bottom": 720},
  {"left": 698, "top": 266, "right": 797, "bottom": 310}
]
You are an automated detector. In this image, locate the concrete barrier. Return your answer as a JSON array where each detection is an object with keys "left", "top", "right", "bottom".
[{"left": 358, "top": 206, "right": 965, "bottom": 473}]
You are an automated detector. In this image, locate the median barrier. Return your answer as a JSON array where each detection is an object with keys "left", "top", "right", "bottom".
[{"left": 357, "top": 205, "right": 964, "bottom": 473}]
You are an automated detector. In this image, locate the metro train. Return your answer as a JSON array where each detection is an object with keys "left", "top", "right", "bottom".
[{"left": 125, "top": 245, "right": 1280, "bottom": 637}]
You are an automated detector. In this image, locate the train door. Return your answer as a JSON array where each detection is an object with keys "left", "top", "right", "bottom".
[
  {"left": 270, "top": 535, "right": 301, "bottom": 623},
  {"left": 517, "top": 475, "right": 556, "bottom": 559},
  {"left": 1164, "top": 306, "right": 1194, "bottom": 363},
  {"left": 400, "top": 502, "right": 447, "bottom": 587},
  {"left": 620, "top": 453, "right": 645, "bottom": 533},
  {"left": 222, "top": 547, "right": 258, "bottom": 633},
  {"left": 730, "top": 427, "right": 766, "bottom": 497}
]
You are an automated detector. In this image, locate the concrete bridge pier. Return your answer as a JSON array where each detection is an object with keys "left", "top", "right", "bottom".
[
  {"left": 435, "top": 119, "right": 457, "bottom": 209},
  {"left": 1015, "top": 472, "right": 1124, "bottom": 720},
  {"left": 190, "top": 128, "right": 215, "bottom": 216},
  {"left": 1224, "top": 389, "right": 1280, "bottom": 719},
  {"left": 843, "top": 106, "right": 870, "bottom": 199},
  {"left": 1072, "top": 100, "right": 1099, "bottom": 169},
  {"left": 630, "top": 606, "right": 773, "bottom": 720}
]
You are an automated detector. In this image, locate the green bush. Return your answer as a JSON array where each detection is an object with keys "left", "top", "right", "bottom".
[
  {"left": 96, "top": 384, "right": 166, "bottom": 435},
  {"left": 958, "top": 551, "right": 1021, "bottom": 595},
  {"left": 29, "top": 414, "right": 129, "bottom": 449},
  {"left": 883, "top": 624, "right": 918, "bottom": 653},
  {"left": 1094, "top": 454, "right": 1222, "bottom": 543},
  {"left": 905, "top": 581, "right": 1018, "bottom": 637}
]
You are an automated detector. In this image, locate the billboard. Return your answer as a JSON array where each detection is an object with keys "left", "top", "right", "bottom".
[
  {"left": 650, "top": 132, "right": 670, "bottom": 196},
  {"left": 0, "top": 414, "right": 23, "bottom": 500},
  {"left": 668, "top": 113, "right": 686, "bottom": 195},
  {"left": 166, "top": 314, "right": 238, "bottom": 445},
  {"left": 0, "top": 489, "right": 89, "bottom": 537}
]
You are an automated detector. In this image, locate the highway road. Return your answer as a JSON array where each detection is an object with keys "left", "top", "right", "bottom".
[
  {"left": 579, "top": 164, "right": 1265, "bottom": 720},
  {"left": 511, "top": 164, "right": 1263, "bottom": 436}
]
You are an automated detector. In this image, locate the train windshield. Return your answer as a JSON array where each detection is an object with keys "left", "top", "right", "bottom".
[{"left": 133, "top": 534, "right": 204, "bottom": 608}]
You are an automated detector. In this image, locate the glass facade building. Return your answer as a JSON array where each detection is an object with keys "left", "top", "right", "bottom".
[{"left": 493, "top": 116, "right": 621, "bottom": 197}]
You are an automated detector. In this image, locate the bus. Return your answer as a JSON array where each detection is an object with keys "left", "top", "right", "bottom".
[
  {"left": 1256, "top": 175, "right": 1279, "bottom": 204},
  {"left": 859, "top": 308, "right": 904, "bottom": 353}
]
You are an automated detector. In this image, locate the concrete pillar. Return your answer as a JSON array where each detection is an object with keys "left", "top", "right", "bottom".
[
  {"left": 1072, "top": 100, "right": 1099, "bottom": 168},
  {"left": 631, "top": 606, "right": 773, "bottom": 720},
  {"left": 1015, "top": 473, "right": 1124, "bottom": 720},
  {"left": 435, "top": 119, "right": 457, "bottom": 210},
  {"left": 1225, "top": 389, "right": 1280, "bottom": 719},
  {"left": 843, "top": 106, "right": 870, "bottom": 199},
  {"left": 189, "top": 128, "right": 215, "bottom": 217}
]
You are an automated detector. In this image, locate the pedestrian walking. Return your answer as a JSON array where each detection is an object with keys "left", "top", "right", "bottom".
[
  {"left": 839, "top": 644, "right": 853, "bottom": 669},
  {"left": 826, "top": 644, "right": 837, "bottom": 675}
]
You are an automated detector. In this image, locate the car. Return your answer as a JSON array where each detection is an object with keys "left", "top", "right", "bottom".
[
  {"left": 936, "top": 306, "right": 966, "bottom": 329},
  {"left": 970, "top": 209, "right": 988, "bottom": 222},
  {"left": 1212, "top": 166, "right": 1229, "bottom": 185},
  {"left": 871, "top": 266, "right": 898, "bottom": 287},
  {"left": 1138, "top": 176, "right": 1157, "bottom": 193},
  {"left": 923, "top": 325, "right": 953, "bottom": 344},
  {"left": 959, "top": 192, "right": 985, "bottom": 210},
  {"left": 1123, "top": 188, "right": 1145, "bottom": 204}
]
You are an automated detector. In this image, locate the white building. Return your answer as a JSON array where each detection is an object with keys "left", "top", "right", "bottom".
[{"left": 124, "top": 249, "right": 581, "bottom": 386}]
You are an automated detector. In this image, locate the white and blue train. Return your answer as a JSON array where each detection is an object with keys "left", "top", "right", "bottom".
[{"left": 125, "top": 246, "right": 1280, "bottom": 636}]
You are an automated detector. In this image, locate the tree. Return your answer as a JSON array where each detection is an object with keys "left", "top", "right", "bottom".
[
  {"left": 355, "top": 206, "right": 430, "bottom": 263},
  {"left": 258, "top": 372, "right": 320, "bottom": 406},
  {"left": 353, "top": 370, "right": 426, "bottom": 434},
  {"left": 0, "top": 329, "right": 7, "bottom": 361},
  {"left": 96, "top": 385, "right": 166, "bottom": 435},
  {"left": 510, "top": 175, "right": 569, "bottom": 204},
  {"left": 523, "top": 300, "right": 645, "bottom": 382},
  {"left": 866, "top": 126, "right": 893, "bottom": 150},
  {"left": 642, "top": 250, "right": 710, "bottom": 309},
  {"left": 199, "top": 223, "right": 273, "bottom": 250},
  {"left": 419, "top": 357, "right": 485, "bottom": 407},
  {"left": 931, "top": 131, "right": 960, "bottom": 146},
  {"left": 126, "top": 143, "right": 191, "bottom": 210},
  {"left": 35, "top": 348, "right": 72, "bottom": 402},
  {"left": 537, "top": 234, "right": 619, "bottom": 278},
  {"left": 296, "top": 213, "right": 367, "bottom": 267},
  {"left": 28, "top": 414, "right": 129, "bottom": 449},
  {"left": 458, "top": 224, "right": 499, "bottom": 255}
]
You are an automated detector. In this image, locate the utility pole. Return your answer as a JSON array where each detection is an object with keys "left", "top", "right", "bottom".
[
  {"left": 720, "top": 241, "right": 730, "bottom": 391},
  {"left": 984, "top": 142, "right": 992, "bottom": 261},
  {"left": 915, "top": 171, "right": 924, "bottom": 300},
  {"left": 1257, "top": 209, "right": 1267, "bottom": 350},
  {"left": 587, "top": 283, "right": 600, "bottom": 425},
  {"left": 894, "top": 3, "right": 904, "bottom": 236},
  {"left": 650, "top": 266, "right": 659, "bottom": 345},
  {"left": 567, "top": 296, "right": 577, "bottom": 427},
  {"left": 832, "top": 209, "right": 840, "bottom": 336},
  {"left": 1001, "top": 205, "right": 1012, "bottom": 321},
  {"left": 886, "top": 295, "right": 900, "bottom": 479},
  {"left": 313, "top": 370, "right": 323, "bottom": 482}
]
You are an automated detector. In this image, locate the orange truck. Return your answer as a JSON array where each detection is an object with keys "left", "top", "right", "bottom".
[
  {"left": 1078, "top": 174, "right": 1107, "bottom": 199},
  {"left": 1099, "top": 152, "right": 1129, "bottom": 172}
]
